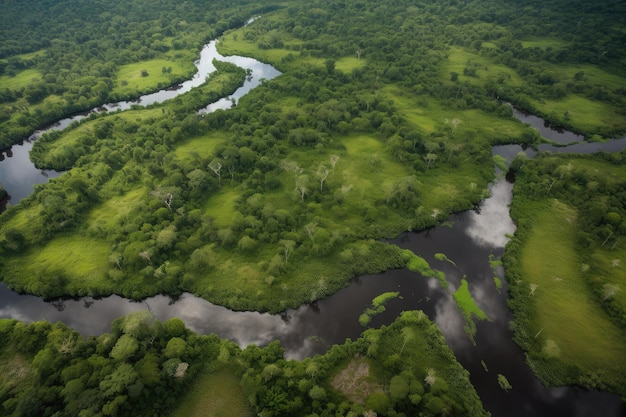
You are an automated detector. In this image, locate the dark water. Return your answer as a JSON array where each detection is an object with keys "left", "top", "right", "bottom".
[
  {"left": 0, "top": 140, "right": 62, "bottom": 204},
  {"left": 1, "top": 27, "right": 625, "bottom": 416},
  {"left": 1, "top": 167, "right": 623, "bottom": 416},
  {"left": 511, "top": 107, "right": 584, "bottom": 145}
]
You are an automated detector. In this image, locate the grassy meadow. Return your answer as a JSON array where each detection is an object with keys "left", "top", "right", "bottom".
[
  {"left": 169, "top": 366, "right": 253, "bottom": 417},
  {"left": 110, "top": 53, "right": 196, "bottom": 98},
  {"left": 516, "top": 199, "right": 626, "bottom": 392},
  {"left": 0, "top": 69, "right": 42, "bottom": 90}
]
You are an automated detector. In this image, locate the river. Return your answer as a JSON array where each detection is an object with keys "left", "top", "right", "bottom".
[
  {"left": 0, "top": 30, "right": 280, "bottom": 211},
  {"left": 0, "top": 27, "right": 625, "bottom": 417}
]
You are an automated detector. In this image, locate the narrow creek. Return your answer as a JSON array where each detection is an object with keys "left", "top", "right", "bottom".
[{"left": 0, "top": 26, "right": 625, "bottom": 416}]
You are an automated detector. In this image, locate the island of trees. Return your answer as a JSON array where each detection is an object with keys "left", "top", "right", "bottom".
[{"left": 0, "top": 0, "right": 624, "bottom": 415}]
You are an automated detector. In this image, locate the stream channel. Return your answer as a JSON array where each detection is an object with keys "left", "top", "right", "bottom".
[{"left": 0, "top": 26, "right": 625, "bottom": 417}]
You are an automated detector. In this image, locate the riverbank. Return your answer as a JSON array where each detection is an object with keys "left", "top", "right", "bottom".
[{"left": 505, "top": 152, "right": 626, "bottom": 397}]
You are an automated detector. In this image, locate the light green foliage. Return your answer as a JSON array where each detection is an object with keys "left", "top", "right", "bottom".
[
  {"left": 434, "top": 252, "right": 458, "bottom": 267},
  {"left": 164, "top": 337, "right": 187, "bottom": 359},
  {"left": 493, "top": 154, "right": 509, "bottom": 172},
  {"left": 497, "top": 374, "right": 512, "bottom": 392},
  {"left": 100, "top": 363, "right": 138, "bottom": 397},
  {"left": 452, "top": 278, "right": 490, "bottom": 342},
  {"left": 404, "top": 250, "right": 448, "bottom": 289},
  {"left": 110, "top": 334, "right": 139, "bottom": 361},
  {"left": 359, "top": 292, "right": 400, "bottom": 326}
]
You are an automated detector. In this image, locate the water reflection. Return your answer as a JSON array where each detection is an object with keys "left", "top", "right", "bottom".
[
  {"left": 0, "top": 139, "right": 62, "bottom": 205},
  {"left": 511, "top": 107, "right": 584, "bottom": 145},
  {"left": 1, "top": 166, "right": 624, "bottom": 415},
  {"left": 465, "top": 179, "right": 516, "bottom": 248}
]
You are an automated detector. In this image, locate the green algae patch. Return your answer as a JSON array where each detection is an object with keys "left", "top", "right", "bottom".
[{"left": 453, "top": 277, "right": 490, "bottom": 342}]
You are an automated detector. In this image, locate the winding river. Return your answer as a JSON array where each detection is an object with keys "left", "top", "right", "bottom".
[{"left": 0, "top": 26, "right": 625, "bottom": 417}]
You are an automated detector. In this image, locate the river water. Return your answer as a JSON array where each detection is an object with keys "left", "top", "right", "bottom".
[
  {"left": 0, "top": 37, "right": 280, "bottom": 210},
  {"left": 0, "top": 28, "right": 625, "bottom": 417}
]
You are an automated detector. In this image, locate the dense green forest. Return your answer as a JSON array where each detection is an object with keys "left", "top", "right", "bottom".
[
  {"left": 0, "top": 311, "right": 487, "bottom": 417},
  {"left": 1, "top": 0, "right": 625, "bottom": 415}
]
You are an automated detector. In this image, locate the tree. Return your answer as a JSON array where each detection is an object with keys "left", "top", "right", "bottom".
[
  {"left": 156, "top": 226, "right": 177, "bottom": 249},
  {"left": 139, "top": 250, "right": 152, "bottom": 265},
  {"left": 187, "top": 168, "right": 210, "bottom": 192},
  {"left": 295, "top": 175, "right": 309, "bottom": 202},
  {"left": 109, "top": 334, "right": 139, "bottom": 361},
  {"left": 164, "top": 337, "right": 187, "bottom": 359},
  {"left": 390, "top": 375, "right": 410, "bottom": 402},
  {"left": 151, "top": 188, "right": 174, "bottom": 211},
  {"left": 2, "top": 228, "right": 26, "bottom": 252},
  {"left": 109, "top": 252, "right": 123, "bottom": 270},
  {"left": 316, "top": 164, "right": 330, "bottom": 191},
  {"left": 208, "top": 159, "right": 222, "bottom": 186},
  {"left": 324, "top": 59, "right": 335, "bottom": 74},
  {"left": 280, "top": 159, "right": 303, "bottom": 186},
  {"left": 424, "top": 153, "right": 438, "bottom": 169},
  {"left": 602, "top": 283, "right": 620, "bottom": 301},
  {"left": 280, "top": 239, "right": 296, "bottom": 262}
]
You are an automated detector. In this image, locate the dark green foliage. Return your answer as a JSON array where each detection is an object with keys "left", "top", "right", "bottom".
[
  {"left": 0, "top": 313, "right": 219, "bottom": 417},
  {"left": 0, "top": 0, "right": 257, "bottom": 149},
  {"left": 239, "top": 311, "right": 487, "bottom": 417}
]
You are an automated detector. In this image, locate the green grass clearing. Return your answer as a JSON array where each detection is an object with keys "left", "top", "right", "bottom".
[
  {"left": 111, "top": 58, "right": 193, "bottom": 97},
  {"left": 86, "top": 187, "right": 148, "bottom": 235},
  {"left": 168, "top": 366, "right": 252, "bottom": 417},
  {"left": 520, "top": 200, "right": 626, "bottom": 383},
  {"left": 4, "top": 236, "right": 111, "bottom": 294},
  {"left": 445, "top": 46, "right": 524, "bottom": 87},
  {"left": 174, "top": 131, "right": 228, "bottom": 162},
  {"left": 0, "top": 69, "right": 42, "bottom": 90},
  {"left": 335, "top": 56, "right": 367, "bottom": 73},
  {"left": 202, "top": 186, "right": 240, "bottom": 228},
  {"left": 529, "top": 94, "right": 626, "bottom": 134}
]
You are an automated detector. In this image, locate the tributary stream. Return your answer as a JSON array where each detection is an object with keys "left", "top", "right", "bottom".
[{"left": 0, "top": 24, "right": 625, "bottom": 417}]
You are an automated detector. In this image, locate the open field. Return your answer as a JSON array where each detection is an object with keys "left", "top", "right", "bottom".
[
  {"left": 169, "top": 367, "right": 252, "bottom": 417},
  {"left": 111, "top": 56, "right": 195, "bottom": 97},
  {"left": 519, "top": 200, "right": 626, "bottom": 387},
  {"left": 0, "top": 69, "right": 42, "bottom": 90},
  {"left": 445, "top": 46, "right": 524, "bottom": 87},
  {"left": 3, "top": 235, "right": 111, "bottom": 295}
]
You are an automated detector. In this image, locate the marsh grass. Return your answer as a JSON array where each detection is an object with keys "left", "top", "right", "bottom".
[
  {"left": 520, "top": 200, "right": 626, "bottom": 382},
  {"left": 335, "top": 56, "right": 366, "bottom": 73},
  {"left": 168, "top": 366, "right": 252, "bottom": 417},
  {"left": 520, "top": 39, "right": 569, "bottom": 50}
]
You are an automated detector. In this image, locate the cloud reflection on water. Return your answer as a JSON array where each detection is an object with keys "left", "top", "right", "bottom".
[{"left": 465, "top": 180, "right": 516, "bottom": 248}]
